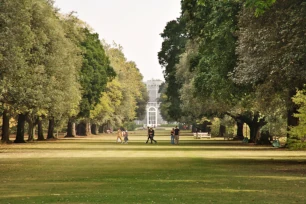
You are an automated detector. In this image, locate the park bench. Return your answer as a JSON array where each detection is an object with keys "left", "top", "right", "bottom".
[{"left": 193, "top": 132, "right": 211, "bottom": 139}]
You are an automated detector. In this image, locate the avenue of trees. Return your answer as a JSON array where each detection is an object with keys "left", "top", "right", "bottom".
[
  {"left": 159, "top": 0, "right": 306, "bottom": 148},
  {"left": 0, "top": 0, "right": 148, "bottom": 143}
]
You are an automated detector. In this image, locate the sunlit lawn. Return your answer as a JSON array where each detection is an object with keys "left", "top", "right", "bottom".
[{"left": 1, "top": 130, "right": 306, "bottom": 203}]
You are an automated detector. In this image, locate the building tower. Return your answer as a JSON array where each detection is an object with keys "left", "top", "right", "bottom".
[{"left": 145, "top": 79, "right": 166, "bottom": 127}]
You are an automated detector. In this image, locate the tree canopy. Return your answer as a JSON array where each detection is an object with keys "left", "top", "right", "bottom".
[
  {"left": 159, "top": 0, "right": 306, "bottom": 145},
  {"left": 0, "top": 0, "right": 148, "bottom": 142},
  {"left": 78, "top": 28, "right": 115, "bottom": 118}
]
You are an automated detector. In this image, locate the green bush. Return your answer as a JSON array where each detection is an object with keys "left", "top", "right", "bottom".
[
  {"left": 288, "top": 87, "right": 306, "bottom": 140},
  {"left": 123, "top": 121, "right": 137, "bottom": 131},
  {"left": 210, "top": 116, "right": 236, "bottom": 137},
  {"left": 286, "top": 138, "right": 306, "bottom": 150},
  {"left": 210, "top": 118, "right": 220, "bottom": 137}
]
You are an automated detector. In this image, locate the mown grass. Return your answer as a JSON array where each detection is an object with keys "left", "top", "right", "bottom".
[{"left": 0, "top": 130, "right": 306, "bottom": 204}]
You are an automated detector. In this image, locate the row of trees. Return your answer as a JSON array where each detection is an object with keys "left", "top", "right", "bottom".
[
  {"left": 158, "top": 0, "right": 306, "bottom": 146},
  {"left": 0, "top": 0, "right": 148, "bottom": 143}
]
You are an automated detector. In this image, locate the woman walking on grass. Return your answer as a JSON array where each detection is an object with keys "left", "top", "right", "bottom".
[
  {"left": 170, "top": 128, "right": 175, "bottom": 144},
  {"left": 116, "top": 128, "right": 123, "bottom": 143}
]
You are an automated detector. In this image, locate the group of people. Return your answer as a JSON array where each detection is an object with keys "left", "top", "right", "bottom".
[
  {"left": 145, "top": 125, "right": 180, "bottom": 145},
  {"left": 116, "top": 128, "right": 129, "bottom": 144},
  {"left": 115, "top": 126, "right": 181, "bottom": 145},
  {"left": 146, "top": 127, "right": 157, "bottom": 144}
]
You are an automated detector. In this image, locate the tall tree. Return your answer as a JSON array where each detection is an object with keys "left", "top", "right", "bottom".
[
  {"left": 59, "top": 13, "right": 86, "bottom": 138},
  {"left": 0, "top": 0, "right": 34, "bottom": 142},
  {"left": 181, "top": 0, "right": 258, "bottom": 139},
  {"left": 104, "top": 43, "right": 147, "bottom": 124},
  {"left": 175, "top": 40, "right": 210, "bottom": 123},
  {"left": 158, "top": 19, "right": 187, "bottom": 121},
  {"left": 76, "top": 29, "right": 115, "bottom": 136},
  {"left": 232, "top": 0, "right": 306, "bottom": 136},
  {"left": 90, "top": 79, "right": 123, "bottom": 132},
  {"left": 78, "top": 28, "right": 115, "bottom": 118},
  {"left": 0, "top": 0, "right": 83, "bottom": 142}
]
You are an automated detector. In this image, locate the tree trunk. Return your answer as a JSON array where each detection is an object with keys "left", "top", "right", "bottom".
[
  {"left": 287, "top": 108, "right": 299, "bottom": 126},
  {"left": 26, "top": 115, "right": 36, "bottom": 142},
  {"left": 15, "top": 113, "right": 27, "bottom": 143},
  {"left": 1, "top": 109, "right": 10, "bottom": 143},
  {"left": 248, "top": 124, "right": 260, "bottom": 143},
  {"left": 91, "top": 124, "right": 98, "bottom": 135},
  {"left": 236, "top": 121, "right": 244, "bottom": 140},
  {"left": 37, "top": 119, "right": 44, "bottom": 140},
  {"left": 245, "top": 112, "right": 267, "bottom": 143},
  {"left": 287, "top": 89, "right": 299, "bottom": 138},
  {"left": 86, "top": 122, "right": 91, "bottom": 136},
  {"left": 27, "top": 120, "right": 34, "bottom": 142},
  {"left": 66, "top": 119, "right": 75, "bottom": 137},
  {"left": 47, "top": 117, "right": 55, "bottom": 139},
  {"left": 225, "top": 112, "right": 244, "bottom": 140},
  {"left": 287, "top": 106, "right": 299, "bottom": 138},
  {"left": 219, "top": 125, "right": 226, "bottom": 137},
  {"left": 100, "top": 124, "right": 106, "bottom": 133},
  {"left": 76, "top": 122, "right": 86, "bottom": 136},
  {"left": 258, "top": 130, "right": 272, "bottom": 145},
  {"left": 72, "top": 123, "right": 76, "bottom": 136}
]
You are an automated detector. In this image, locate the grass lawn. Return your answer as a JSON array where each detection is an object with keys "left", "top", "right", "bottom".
[{"left": 0, "top": 130, "right": 306, "bottom": 203}]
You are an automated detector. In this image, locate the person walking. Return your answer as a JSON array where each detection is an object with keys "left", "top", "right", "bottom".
[
  {"left": 147, "top": 127, "right": 157, "bottom": 144},
  {"left": 174, "top": 126, "right": 180, "bottom": 145},
  {"left": 124, "top": 130, "right": 129, "bottom": 144},
  {"left": 145, "top": 127, "right": 150, "bottom": 143},
  {"left": 170, "top": 128, "right": 175, "bottom": 144},
  {"left": 116, "top": 128, "right": 123, "bottom": 143}
]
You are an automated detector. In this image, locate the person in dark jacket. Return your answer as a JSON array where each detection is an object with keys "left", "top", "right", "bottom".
[
  {"left": 174, "top": 126, "right": 180, "bottom": 145},
  {"left": 124, "top": 130, "right": 129, "bottom": 144},
  {"left": 146, "top": 127, "right": 157, "bottom": 144},
  {"left": 145, "top": 127, "right": 150, "bottom": 143}
]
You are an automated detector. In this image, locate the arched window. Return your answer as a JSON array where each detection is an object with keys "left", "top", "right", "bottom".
[
  {"left": 149, "top": 107, "right": 155, "bottom": 112},
  {"left": 147, "top": 107, "right": 157, "bottom": 127}
]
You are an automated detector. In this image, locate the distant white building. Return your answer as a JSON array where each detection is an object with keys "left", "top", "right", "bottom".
[{"left": 137, "top": 79, "right": 166, "bottom": 127}]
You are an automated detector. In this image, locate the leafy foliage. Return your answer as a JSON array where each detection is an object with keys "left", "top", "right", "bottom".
[
  {"left": 78, "top": 29, "right": 115, "bottom": 118},
  {"left": 244, "top": 0, "right": 276, "bottom": 16},
  {"left": 104, "top": 43, "right": 147, "bottom": 124},
  {"left": 179, "top": 0, "right": 250, "bottom": 123},
  {"left": 158, "top": 19, "right": 187, "bottom": 121},
  {"left": 90, "top": 79, "right": 123, "bottom": 127},
  {"left": 289, "top": 88, "right": 306, "bottom": 140},
  {"left": 158, "top": 82, "right": 173, "bottom": 122},
  {"left": 232, "top": 0, "right": 306, "bottom": 128},
  {"left": 135, "top": 84, "right": 149, "bottom": 121},
  {"left": 0, "top": 0, "right": 86, "bottom": 141}
]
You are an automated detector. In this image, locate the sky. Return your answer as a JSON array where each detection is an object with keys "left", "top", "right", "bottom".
[{"left": 54, "top": 0, "right": 182, "bottom": 81}]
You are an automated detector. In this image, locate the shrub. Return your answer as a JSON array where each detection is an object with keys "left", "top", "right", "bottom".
[
  {"left": 286, "top": 138, "right": 306, "bottom": 150},
  {"left": 123, "top": 121, "right": 137, "bottom": 131}
]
